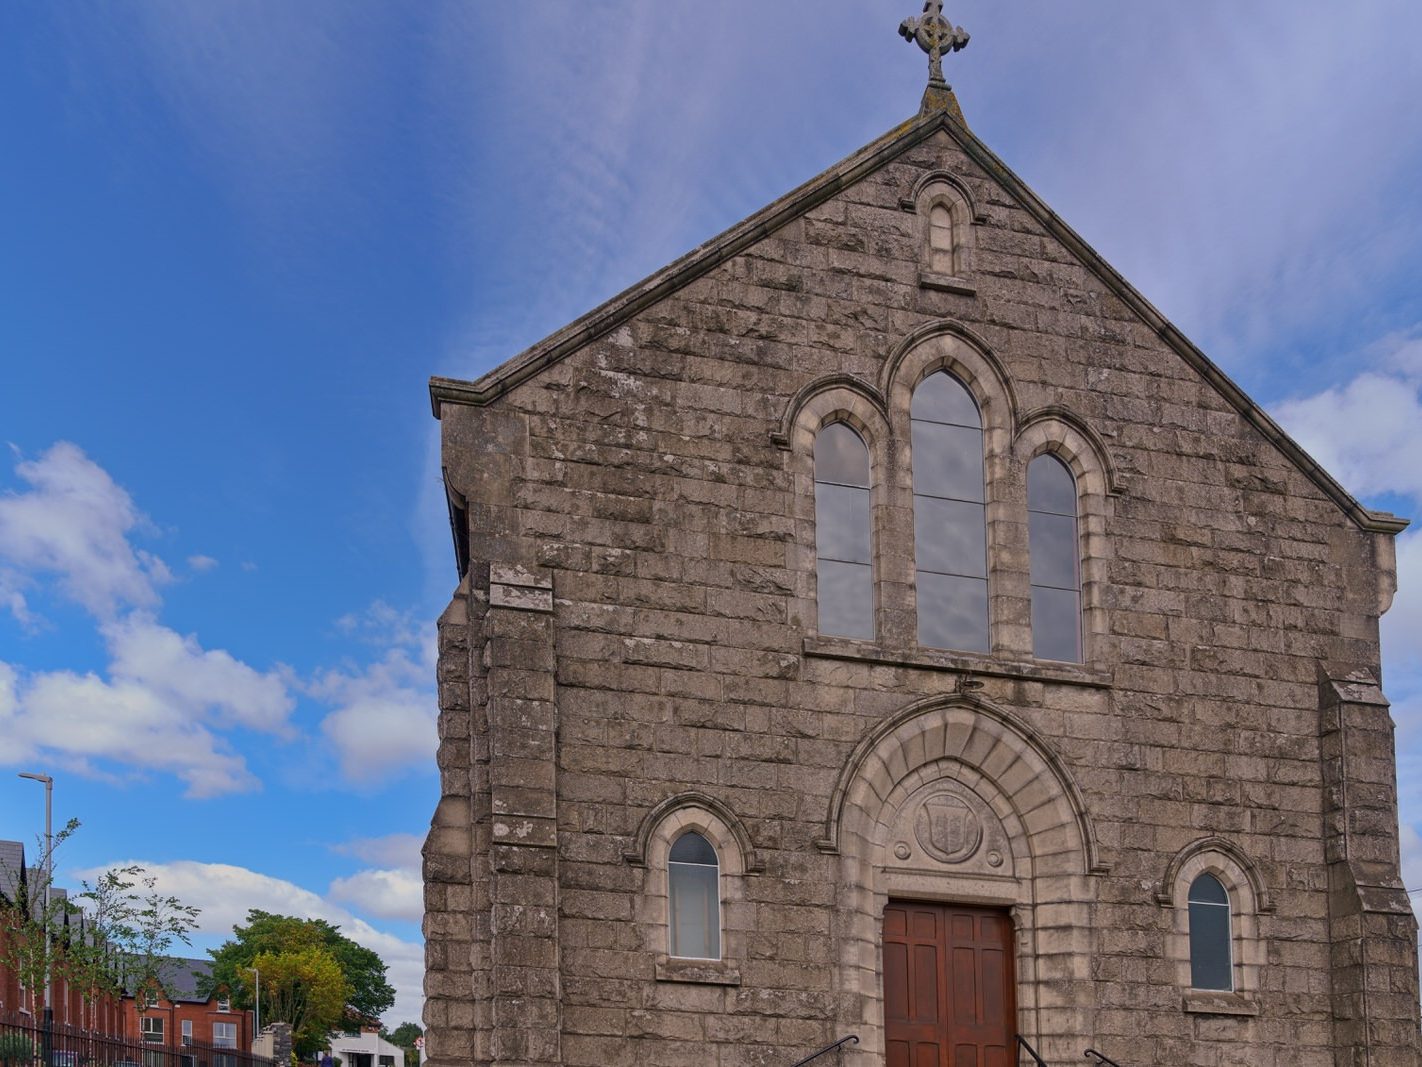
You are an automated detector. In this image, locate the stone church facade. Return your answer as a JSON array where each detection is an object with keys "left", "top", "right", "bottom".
[{"left": 422, "top": 69, "right": 1421, "bottom": 1066}]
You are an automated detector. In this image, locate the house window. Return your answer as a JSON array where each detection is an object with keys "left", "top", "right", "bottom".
[
  {"left": 1028, "top": 453, "right": 1082, "bottom": 661},
  {"left": 668, "top": 831, "right": 720, "bottom": 960},
  {"left": 181, "top": 1019, "right": 192, "bottom": 1046},
  {"left": 213, "top": 1022, "right": 237, "bottom": 1049},
  {"left": 912, "top": 372, "right": 988, "bottom": 651},
  {"left": 1188, "top": 873, "right": 1233, "bottom": 990},
  {"left": 814, "top": 421, "right": 873, "bottom": 639},
  {"left": 141, "top": 1016, "right": 164, "bottom": 1044},
  {"left": 217, "top": 996, "right": 230, "bottom": 1012}
]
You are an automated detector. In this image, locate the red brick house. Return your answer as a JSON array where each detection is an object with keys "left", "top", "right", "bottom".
[{"left": 122, "top": 957, "right": 254, "bottom": 1055}]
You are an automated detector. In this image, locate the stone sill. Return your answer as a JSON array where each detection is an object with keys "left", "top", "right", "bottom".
[
  {"left": 918, "top": 270, "right": 975, "bottom": 295},
  {"left": 655, "top": 959, "right": 741, "bottom": 986},
  {"left": 803, "top": 636, "right": 1112, "bottom": 689},
  {"left": 1182, "top": 990, "right": 1259, "bottom": 1016}
]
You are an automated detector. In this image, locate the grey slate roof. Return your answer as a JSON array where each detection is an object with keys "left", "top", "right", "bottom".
[
  {"left": 0, "top": 839, "right": 27, "bottom": 905},
  {"left": 123, "top": 956, "right": 217, "bottom": 1003}
]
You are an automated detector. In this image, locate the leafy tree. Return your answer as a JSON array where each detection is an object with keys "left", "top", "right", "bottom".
[
  {"left": 206, "top": 911, "right": 395, "bottom": 1033},
  {"left": 0, "top": 818, "right": 80, "bottom": 1015},
  {"left": 247, "top": 947, "right": 349, "bottom": 1057},
  {"left": 384, "top": 1023, "right": 421, "bottom": 1047},
  {"left": 0, "top": 821, "right": 199, "bottom": 1027},
  {"left": 382, "top": 1022, "right": 422, "bottom": 1067}
]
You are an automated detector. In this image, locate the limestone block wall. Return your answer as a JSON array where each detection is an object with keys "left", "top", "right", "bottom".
[{"left": 424, "top": 117, "right": 1420, "bottom": 1066}]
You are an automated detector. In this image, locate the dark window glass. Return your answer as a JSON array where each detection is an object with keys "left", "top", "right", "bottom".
[
  {"left": 815, "top": 422, "right": 870, "bottom": 487},
  {"left": 912, "top": 422, "right": 985, "bottom": 502},
  {"left": 815, "top": 423, "right": 873, "bottom": 638},
  {"left": 816, "top": 484, "right": 872, "bottom": 564},
  {"left": 1188, "top": 873, "right": 1233, "bottom": 990},
  {"left": 917, "top": 572, "right": 989, "bottom": 652},
  {"left": 912, "top": 373, "right": 988, "bottom": 651},
  {"left": 1028, "top": 454, "right": 1081, "bottom": 662},
  {"left": 912, "top": 372, "right": 981, "bottom": 428},
  {"left": 669, "top": 832, "right": 720, "bottom": 960},
  {"left": 914, "top": 497, "right": 987, "bottom": 578}
]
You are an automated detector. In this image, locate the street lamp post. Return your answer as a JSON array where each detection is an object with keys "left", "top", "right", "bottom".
[
  {"left": 249, "top": 965, "right": 261, "bottom": 1035},
  {"left": 18, "top": 772, "right": 54, "bottom": 1066}
]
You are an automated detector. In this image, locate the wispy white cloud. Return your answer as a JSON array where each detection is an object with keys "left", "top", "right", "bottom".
[
  {"left": 309, "top": 602, "right": 437, "bottom": 785},
  {"left": 0, "top": 613, "right": 295, "bottom": 798},
  {"left": 328, "top": 867, "right": 422, "bottom": 924},
  {"left": 333, "top": 833, "right": 423, "bottom": 870},
  {"left": 187, "top": 554, "right": 219, "bottom": 573},
  {"left": 310, "top": 648, "right": 436, "bottom": 787},
  {"left": 0, "top": 442, "right": 170, "bottom": 620},
  {"left": 1273, "top": 332, "right": 1422, "bottom": 502},
  {"left": 74, "top": 858, "right": 424, "bottom": 1027}
]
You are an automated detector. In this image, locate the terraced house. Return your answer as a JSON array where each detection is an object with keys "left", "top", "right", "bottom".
[{"left": 421, "top": 11, "right": 1421, "bottom": 1065}]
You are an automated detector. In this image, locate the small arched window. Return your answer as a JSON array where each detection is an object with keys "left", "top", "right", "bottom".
[
  {"left": 668, "top": 832, "right": 720, "bottom": 960},
  {"left": 1028, "top": 454, "right": 1082, "bottom": 661},
  {"left": 912, "top": 372, "right": 988, "bottom": 652},
  {"left": 814, "top": 422, "right": 873, "bottom": 639},
  {"left": 1188, "top": 873, "right": 1233, "bottom": 990},
  {"left": 928, "top": 203, "right": 955, "bottom": 275}
]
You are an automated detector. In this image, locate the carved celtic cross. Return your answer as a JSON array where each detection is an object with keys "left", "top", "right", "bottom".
[{"left": 899, "top": 0, "right": 970, "bottom": 87}]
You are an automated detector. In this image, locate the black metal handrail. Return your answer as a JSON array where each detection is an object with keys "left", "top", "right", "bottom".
[
  {"left": 1084, "top": 1051, "right": 1123, "bottom": 1066},
  {"left": 789, "top": 1034, "right": 858, "bottom": 1066},
  {"left": 1016, "top": 1034, "right": 1049, "bottom": 1066}
]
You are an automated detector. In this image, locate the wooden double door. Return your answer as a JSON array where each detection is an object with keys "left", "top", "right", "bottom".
[{"left": 882, "top": 901, "right": 1016, "bottom": 1067}]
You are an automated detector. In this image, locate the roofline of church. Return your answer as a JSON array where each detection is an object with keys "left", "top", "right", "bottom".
[{"left": 429, "top": 108, "right": 1408, "bottom": 536}]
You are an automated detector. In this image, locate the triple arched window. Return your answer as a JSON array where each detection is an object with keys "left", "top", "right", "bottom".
[{"left": 812, "top": 370, "right": 1086, "bottom": 662}]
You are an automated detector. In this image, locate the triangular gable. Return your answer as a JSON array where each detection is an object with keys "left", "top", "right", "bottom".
[{"left": 430, "top": 100, "right": 1406, "bottom": 536}]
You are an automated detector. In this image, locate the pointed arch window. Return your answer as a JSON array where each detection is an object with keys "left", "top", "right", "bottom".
[
  {"left": 814, "top": 422, "right": 873, "bottom": 639},
  {"left": 668, "top": 831, "right": 720, "bottom": 960},
  {"left": 1188, "top": 873, "right": 1233, "bottom": 990},
  {"left": 1028, "top": 454, "right": 1082, "bottom": 662},
  {"left": 912, "top": 372, "right": 988, "bottom": 652},
  {"left": 928, "top": 203, "right": 955, "bottom": 275}
]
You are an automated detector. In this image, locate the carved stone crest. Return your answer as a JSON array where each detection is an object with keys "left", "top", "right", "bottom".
[{"left": 914, "top": 791, "right": 982, "bottom": 864}]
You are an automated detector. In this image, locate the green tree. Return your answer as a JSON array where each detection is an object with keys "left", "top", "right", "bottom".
[
  {"left": 382, "top": 1021, "right": 422, "bottom": 1067},
  {"left": 247, "top": 947, "right": 349, "bottom": 1056},
  {"left": 206, "top": 910, "right": 395, "bottom": 1031}
]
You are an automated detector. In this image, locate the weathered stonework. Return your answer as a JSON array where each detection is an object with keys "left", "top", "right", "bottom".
[{"left": 423, "top": 90, "right": 1420, "bottom": 1066}]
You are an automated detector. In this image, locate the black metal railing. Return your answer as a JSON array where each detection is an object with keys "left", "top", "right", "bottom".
[
  {"left": 0, "top": 1013, "right": 275, "bottom": 1067},
  {"left": 1084, "top": 1051, "right": 1123, "bottom": 1066},
  {"left": 789, "top": 1034, "right": 858, "bottom": 1066},
  {"left": 1015, "top": 1034, "right": 1049, "bottom": 1066}
]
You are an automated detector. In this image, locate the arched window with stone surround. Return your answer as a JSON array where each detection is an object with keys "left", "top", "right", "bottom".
[
  {"left": 814, "top": 421, "right": 873, "bottom": 639},
  {"left": 1028, "top": 453, "right": 1082, "bottom": 662},
  {"left": 668, "top": 831, "right": 720, "bottom": 960},
  {"left": 1188, "top": 873, "right": 1233, "bottom": 990},
  {"left": 912, "top": 372, "right": 988, "bottom": 651}
]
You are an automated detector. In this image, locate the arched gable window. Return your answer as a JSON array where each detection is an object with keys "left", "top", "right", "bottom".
[
  {"left": 814, "top": 422, "right": 873, "bottom": 638},
  {"left": 912, "top": 372, "right": 988, "bottom": 652},
  {"left": 928, "top": 203, "right": 955, "bottom": 275},
  {"left": 1027, "top": 453, "right": 1082, "bottom": 662},
  {"left": 1188, "top": 873, "right": 1233, "bottom": 990},
  {"left": 668, "top": 831, "right": 720, "bottom": 960}
]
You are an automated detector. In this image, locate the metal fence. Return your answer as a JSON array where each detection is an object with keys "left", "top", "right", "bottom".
[{"left": 0, "top": 1014, "right": 276, "bottom": 1067}]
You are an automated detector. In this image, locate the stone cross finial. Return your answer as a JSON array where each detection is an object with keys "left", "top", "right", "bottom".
[{"left": 899, "top": 1, "right": 970, "bottom": 87}]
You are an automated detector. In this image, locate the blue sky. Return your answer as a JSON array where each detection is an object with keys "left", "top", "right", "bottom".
[{"left": 2, "top": 1, "right": 1421, "bottom": 1027}]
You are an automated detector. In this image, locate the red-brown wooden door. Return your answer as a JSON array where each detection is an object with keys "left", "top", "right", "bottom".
[{"left": 882, "top": 901, "right": 1015, "bottom": 1067}]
